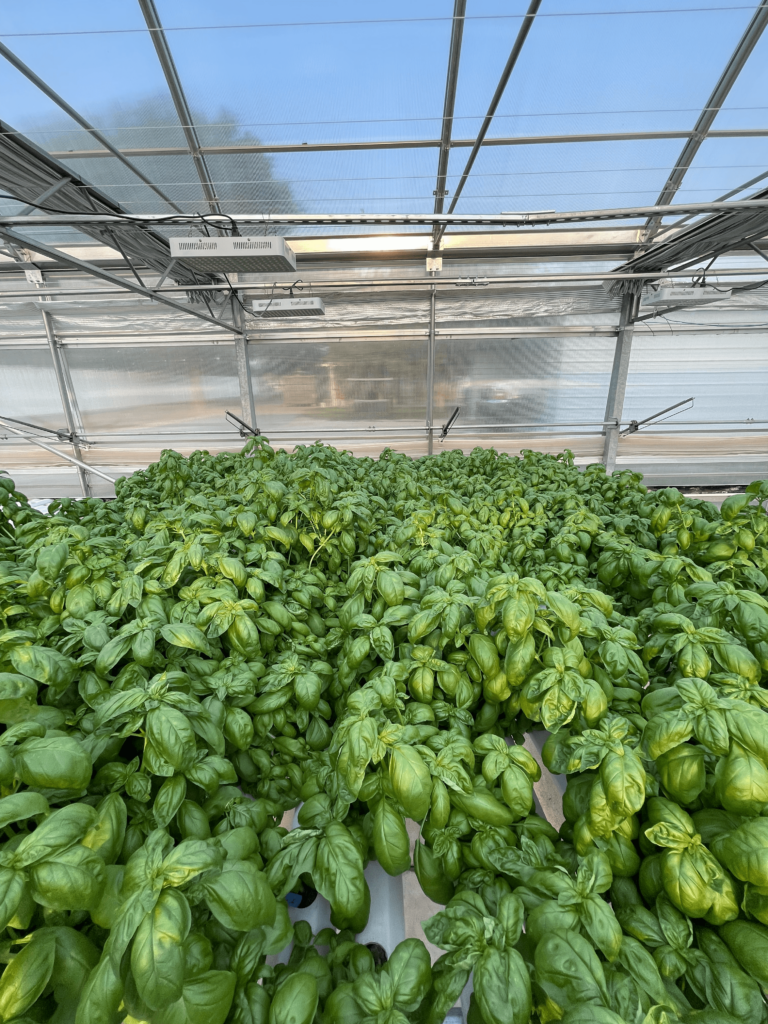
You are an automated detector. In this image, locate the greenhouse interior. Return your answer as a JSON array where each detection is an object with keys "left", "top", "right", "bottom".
[{"left": 4, "top": 2, "right": 768, "bottom": 1023}]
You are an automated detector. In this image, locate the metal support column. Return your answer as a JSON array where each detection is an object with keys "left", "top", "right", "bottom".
[
  {"left": 602, "top": 294, "right": 636, "bottom": 474},
  {"left": 41, "top": 307, "right": 91, "bottom": 496},
  {"left": 426, "top": 285, "right": 436, "bottom": 456},
  {"left": 232, "top": 296, "right": 257, "bottom": 431}
]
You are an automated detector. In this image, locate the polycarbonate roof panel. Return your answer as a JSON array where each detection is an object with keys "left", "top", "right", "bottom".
[
  {"left": 706, "top": 27, "right": 768, "bottom": 130},
  {"left": 674, "top": 136, "right": 768, "bottom": 204},
  {"left": 442, "top": 138, "right": 685, "bottom": 215},
  {"left": 208, "top": 148, "right": 440, "bottom": 216},
  {"left": 0, "top": 2, "right": 171, "bottom": 142},
  {"left": 454, "top": 2, "right": 758, "bottom": 142},
  {"left": 153, "top": 0, "right": 452, "bottom": 147}
]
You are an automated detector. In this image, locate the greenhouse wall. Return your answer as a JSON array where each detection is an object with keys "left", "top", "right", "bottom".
[{"left": 1, "top": 258, "right": 767, "bottom": 497}]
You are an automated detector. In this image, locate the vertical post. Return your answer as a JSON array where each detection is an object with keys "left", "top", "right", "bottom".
[
  {"left": 602, "top": 293, "right": 637, "bottom": 474},
  {"left": 232, "top": 295, "right": 257, "bottom": 431},
  {"left": 41, "top": 308, "right": 91, "bottom": 497},
  {"left": 426, "top": 285, "right": 436, "bottom": 456}
]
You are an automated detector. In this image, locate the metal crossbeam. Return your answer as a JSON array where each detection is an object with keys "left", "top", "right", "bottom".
[
  {"left": 643, "top": 0, "right": 768, "bottom": 243},
  {"left": 0, "top": 41, "right": 182, "bottom": 213},
  {"left": 0, "top": 226, "right": 241, "bottom": 334},
  {"left": 138, "top": 0, "right": 221, "bottom": 216},
  {"left": 17, "top": 177, "right": 71, "bottom": 217},
  {"left": 431, "top": 0, "right": 467, "bottom": 251},
  {"left": 3, "top": 200, "right": 768, "bottom": 228},
  {"left": 43, "top": 127, "right": 768, "bottom": 160}
]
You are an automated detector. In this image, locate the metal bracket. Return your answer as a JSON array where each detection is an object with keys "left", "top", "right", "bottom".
[
  {"left": 18, "top": 176, "right": 71, "bottom": 216},
  {"left": 0, "top": 415, "right": 114, "bottom": 483},
  {"left": 0, "top": 414, "right": 82, "bottom": 446},
  {"left": 226, "top": 410, "right": 260, "bottom": 437},
  {"left": 620, "top": 397, "right": 694, "bottom": 436},
  {"left": 153, "top": 258, "right": 178, "bottom": 291},
  {"left": 440, "top": 406, "right": 461, "bottom": 441}
]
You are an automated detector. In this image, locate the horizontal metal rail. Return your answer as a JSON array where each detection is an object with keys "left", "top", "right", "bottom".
[
  {"left": 0, "top": 268, "right": 766, "bottom": 301},
  {"left": 0, "top": 416, "right": 116, "bottom": 482},
  {"left": 45, "top": 127, "right": 768, "bottom": 160},
  {"left": 3, "top": 200, "right": 768, "bottom": 228},
  {"left": 5, "top": 419, "right": 766, "bottom": 442}
]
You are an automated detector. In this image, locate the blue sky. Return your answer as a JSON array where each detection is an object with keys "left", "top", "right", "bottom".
[{"left": 1, "top": 1, "right": 767, "bottom": 213}]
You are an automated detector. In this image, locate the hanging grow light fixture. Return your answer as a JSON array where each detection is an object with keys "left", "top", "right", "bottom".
[
  {"left": 251, "top": 280, "right": 325, "bottom": 318},
  {"left": 168, "top": 235, "right": 297, "bottom": 273}
]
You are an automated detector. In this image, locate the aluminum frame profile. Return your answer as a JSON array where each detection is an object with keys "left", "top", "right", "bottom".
[
  {"left": 426, "top": 285, "right": 436, "bottom": 455},
  {"left": 431, "top": 0, "right": 467, "bottom": 251},
  {"left": 435, "top": 0, "right": 542, "bottom": 246},
  {"left": 44, "top": 127, "right": 768, "bottom": 160},
  {"left": 643, "top": 0, "right": 768, "bottom": 243},
  {"left": 0, "top": 40, "right": 181, "bottom": 214},
  {"left": 0, "top": 416, "right": 116, "bottom": 484},
  {"left": 231, "top": 295, "right": 258, "bottom": 432},
  {"left": 610, "top": 185, "right": 768, "bottom": 294},
  {"left": 6, "top": 200, "right": 768, "bottom": 228},
  {"left": 0, "top": 121, "right": 216, "bottom": 290},
  {"left": 138, "top": 0, "right": 222, "bottom": 217}
]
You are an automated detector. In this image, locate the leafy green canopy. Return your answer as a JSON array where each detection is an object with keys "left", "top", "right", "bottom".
[{"left": 0, "top": 449, "right": 768, "bottom": 1024}]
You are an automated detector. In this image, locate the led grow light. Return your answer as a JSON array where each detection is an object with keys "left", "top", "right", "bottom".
[
  {"left": 251, "top": 296, "right": 325, "bottom": 318},
  {"left": 169, "top": 236, "right": 296, "bottom": 273}
]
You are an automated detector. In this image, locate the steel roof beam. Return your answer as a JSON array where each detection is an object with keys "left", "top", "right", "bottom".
[
  {"left": 0, "top": 226, "right": 240, "bottom": 333},
  {"left": 4, "top": 199, "right": 768, "bottom": 227},
  {"left": 43, "top": 127, "right": 768, "bottom": 159},
  {"left": 435, "top": 0, "right": 542, "bottom": 245},
  {"left": 431, "top": 0, "right": 467, "bottom": 250},
  {"left": 0, "top": 41, "right": 182, "bottom": 213},
  {"left": 643, "top": 0, "right": 768, "bottom": 242},
  {"left": 0, "top": 119, "right": 214, "bottom": 287},
  {"left": 138, "top": 0, "right": 221, "bottom": 216}
]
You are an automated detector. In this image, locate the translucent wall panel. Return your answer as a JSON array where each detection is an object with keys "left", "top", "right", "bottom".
[
  {"left": 433, "top": 335, "right": 615, "bottom": 428},
  {"left": 65, "top": 345, "right": 240, "bottom": 434},
  {"left": 249, "top": 339, "right": 427, "bottom": 433},
  {"left": 0, "top": 347, "right": 65, "bottom": 430},
  {"left": 246, "top": 283, "right": 620, "bottom": 335},
  {"left": 624, "top": 332, "right": 768, "bottom": 426}
]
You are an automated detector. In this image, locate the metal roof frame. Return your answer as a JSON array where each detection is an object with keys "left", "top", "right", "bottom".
[
  {"left": 435, "top": 0, "right": 542, "bottom": 246},
  {"left": 431, "top": 0, "right": 466, "bottom": 251},
  {"left": 42, "top": 126, "right": 768, "bottom": 160},
  {"left": 3, "top": 199, "right": 768, "bottom": 228},
  {"left": 643, "top": 0, "right": 768, "bottom": 243},
  {"left": 137, "top": 0, "right": 222, "bottom": 217},
  {"left": 0, "top": 225, "right": 239, "bottom": 333},
  {"left": 0, "top": 40, "right": 182, "bottom": 214},
  {"left": 0, "top": 120, "right": 216, "bottom": 289}
]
